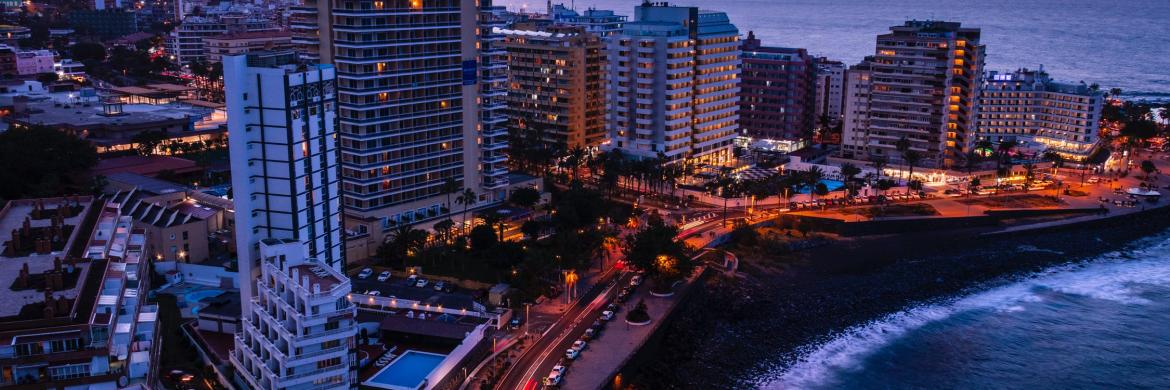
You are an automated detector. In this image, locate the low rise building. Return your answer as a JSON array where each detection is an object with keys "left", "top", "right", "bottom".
[
  {"left": 14, "top": 49, "right": 55, "bottom": 76},
  {"left": 0, "top": 197, "right": 159, "bottom": 388},
  {"left": 203, "top": 31, "right": 293, "bottom": 63}
]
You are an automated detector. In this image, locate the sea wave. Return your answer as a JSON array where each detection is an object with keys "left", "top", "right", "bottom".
[{"left": 762, "top": 237, "right": 1170, "bottom": 389}]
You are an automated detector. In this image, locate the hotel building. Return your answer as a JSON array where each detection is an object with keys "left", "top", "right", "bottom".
[
  {"left": 326, "top": 0, "right": 510, "bottom": 237},
  {"left": 739, "top": 31, "right": 816, "bottom": 141},
  {"left": 607, "top": 3, "right": 741, "bottom": 164},
  {"left": 170, "top": 13, "right": 279, "bottom": 64},
  {"left": 501, "top": 25, "right": 608, "bottom": 151},
  {"left": 846, "top": 20, "right": 985, "bottom": 169},
  {"left": 224, "top": 51, "right": 355, "bottom": 389},
  {"left": 840, "top": 61, "right": 873, "bottom": 159},
  {"left": 976, "top": 67, "right": 1103, "bottom": 162},
  {"left": 223, "top": 50, "right": 344, "bottom": 305},
  {"left": 550, "top": 4, "right": 628, "bottom": 38}
]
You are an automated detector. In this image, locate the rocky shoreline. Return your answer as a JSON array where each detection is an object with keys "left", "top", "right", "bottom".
[{"left": 617, "top": 205, "right": 1170, "bottom": 389}]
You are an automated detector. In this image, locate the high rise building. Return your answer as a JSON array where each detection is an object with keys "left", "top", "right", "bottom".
[
  {"left": 840, "top": 61, "right": 873, "bottom": 159},
  {"left": 814, "top": 57, "right": 845, "bottom": 127},
  {"left": 224, "top": 50, "right": 344, "bottom": 306},
  {"left": 976, "top": 67, "right": 1103, "bottom": 162},
  {"left": 324, "top": 0, "right": 509, "bottom": 241},
  {"left": 501, "top": 25, "right": 608, "bottom": 152},
  {"left": 842, "top": 20, "right": 984, "bottom": 169},
  {"left": 550, "top": 4, "right": 628, "bottom": 38},
  {"left": 607, "top": 3, "right": 740, "bottom": 164},
  {"left": 224, "top": 51, "right": 355, "bottom": 389},
  {"left": 739, "top": 31, "right": 816, "bottom": 141}
]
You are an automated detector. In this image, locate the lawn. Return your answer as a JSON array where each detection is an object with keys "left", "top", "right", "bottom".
[
  {"left": 838, "top": 203, "right": 940, "bottom": 218},
  {"left": 956, "top": 194, "right": 1065, "bottom": 208}
]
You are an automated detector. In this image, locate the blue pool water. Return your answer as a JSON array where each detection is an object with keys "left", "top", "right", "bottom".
[
  {"left": 797, "top": 179, "right": 845, "bottom": 194},
  {"left": 366, "top": 351, "right": 446, "bottom": 389},
  {"left": 184, "top": 289, "right": 225, "bottom": 316}
]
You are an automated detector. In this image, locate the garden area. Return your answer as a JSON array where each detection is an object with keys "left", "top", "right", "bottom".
[
  {"left": 957, "top": 194, "right": 1065, "bottom": 209},
  {"left": 838, "top": 202, "right": 940, "bottom": 218}
]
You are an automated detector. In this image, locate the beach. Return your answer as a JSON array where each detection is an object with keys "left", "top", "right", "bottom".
[{"left": 613, "top": 204, "right": 1170, "bottom": 388}]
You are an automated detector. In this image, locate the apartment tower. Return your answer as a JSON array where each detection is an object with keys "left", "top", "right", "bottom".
[
  {"left": 607, "top": 2, "right": 740, "bottom": 164},
  {"left": 739, "top": 31, "right": 816, "bottom": 141},
  {"left": 501, "top": 25, "right": 608, "bottom": 151},
  {"left": 854, "top": 20, "right": 984, "bottom": 168}
]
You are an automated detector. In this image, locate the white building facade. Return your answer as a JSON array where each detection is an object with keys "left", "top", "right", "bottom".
[
  {"left": 229, "top": 239, "right": 357, "bottom": 390},
  {"left": 976, "top": 68, "right": 1103, "bottom": 162},
  {"left": 607, "top": 3, "right": 740, "bottom": 165},
  {"left": 224, "top": 51, "right": 344, "bottom": 307}
]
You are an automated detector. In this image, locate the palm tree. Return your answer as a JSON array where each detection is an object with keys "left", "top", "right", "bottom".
[
  {"left": 564, "top": 146, "right": 587, "bottom": 180},
  {"left": 440, "top": 177, "right": 459, "bottom": 216},
  {"left": 805, "top": 166, "right": 824, "bottom": 201},
  {"left": 894, "top": 136, "right": 912, "bottom": 181},
  {"left": 903, "top": 150, "right": 922, "bottom": 195},
  {"left": 868, "top": 155, "right": 888, "bottom": 182},
  {"left": 1022, "top": 161, "right": 1036, "bottom": 192},
  {"left": 839, "top": 163, "right": 861, "bottom": 197},
  {"left": 456, "top": 188, "right": 477, "bottom": 235},
  {"left": 382, "top": 225, "right": 430, "bottom": 267},
  {"left": 706, "top": 167, "right": 738, "bottom": 225},
  {"left": 476, "top": 211, "right": 508, "bottom": 242}
]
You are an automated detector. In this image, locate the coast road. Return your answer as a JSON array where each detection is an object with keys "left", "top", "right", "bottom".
[{"left": 495, "top": 267, "right": 632, "bottom": 390}]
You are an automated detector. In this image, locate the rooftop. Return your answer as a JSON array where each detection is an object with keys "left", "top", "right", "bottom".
[
  {"left": 0, "top": 197, "right": 96, "bottom": 319},
  {"left": 93, "top": 156, "right": 201, "bottom": 178}
]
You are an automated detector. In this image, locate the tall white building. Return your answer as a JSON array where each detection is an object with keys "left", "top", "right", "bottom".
[
  {"left": 224, "top": 50, "right": 344, "bottom": 309},
  {"left": 840, "top": 61, "right": 872, "bottom": 159},
  {"left": 229, "top": 239, "right": 357, "bottom": 390},
  {"left": 551, "top": 4, "right": 628, "bottom": 38},
  {"left": 976, "top": 67, "right": 1103, "bottom": 162},
  {"left": 224, "top": 51, "right": 354, "bottom": 389},
  {"left": 607, "top": 3, "right": 740, "bottom": 165},
  {"left": 814, "top": 58, "right": 845, "bottom": 127}
]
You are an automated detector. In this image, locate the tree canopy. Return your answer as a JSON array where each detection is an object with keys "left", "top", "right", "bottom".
[{"left": 0, "top": 125, "right": 98, "bottom": 200}]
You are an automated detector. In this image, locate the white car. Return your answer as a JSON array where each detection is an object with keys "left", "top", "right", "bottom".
[
  {"left": 357, "top": 268, "right": 373, "bottom": 279},
  {"left": 630, "top": 275, "right": 642, "bottom": 287},
  {"left": 377, "top": 271, "right": 391, "bottom": 282},
  {"left": 433, "top": 281, "right": 446, "bottom": 291},
  {"left": 565, "top": 348, "right": 580, "bottom": 360},
  {"left": 416, "top": 278, "right": 429, "bottom": 288},
  {"left": 572, "top": 340, "right": 587, "bottom": 351},
  {"left": 544, "top": 371, "right": 562, "bottom": 386},
  {"left": 552, "top": 364, "right": 567, "bottom": 375},
  {"left": 599, "top": 310, "right": 614, "bottom": 321},
  {"left": 406, "top": 274, "right": 418, "bottom": 285},
  {"left": 366, "top": 290, "right": 381, "bottom": 297}
]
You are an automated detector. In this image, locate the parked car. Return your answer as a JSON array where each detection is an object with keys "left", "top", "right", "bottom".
[
  {"left": 552, "top": 364, "right": 567, "bottom": 375},
  {"left": 544, "top": 372, "right": 562, "bottom": 386},
  {"left": 358, "top": 268, "right": 374, "bottom": 279},
  {"left": 630, "top": 275, "right": 643, "bottom": 287},
  {"left": 416, "top": 278, "right": 429, "bottom": 288},
  {"left": 565, "top": 348, "right": 580, "bottom": 360},
  {"left": 572, "top": 340, "right": 587, "bottom": 351},
  {"left": 377, "top": 271, "right": 392, "bottom": 282},
  {"left": 365, "top": 290, "right": 381, "bottom": 296},
  {"left": 606, "top": 303, "right": 620, "bottom": 312},
  {"left": 509, "top": 317, "right": 524, "bottom": 329},
  {"left": 406, "top": 274, "right": 418, "bottom": 285},
  {"left": 583, "top": 328, "right": 596, "bottom": 340},
  {"left": 600, "top": 310, "right": 615, "bottom": 321},
  {"left": 433, "top": 281, "right": 446, "bottom": 291},
  {"left": 616, "top": 291, "right": 630, "bottom": 303}
]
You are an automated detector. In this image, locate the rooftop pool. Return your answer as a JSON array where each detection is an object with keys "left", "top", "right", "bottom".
[{"left": 364, "top": 350, "right": 446, "bottom": 390}]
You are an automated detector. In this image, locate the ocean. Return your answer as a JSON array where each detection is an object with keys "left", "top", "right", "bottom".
[
  {"left": 766, "top": 234, "right": 1170, "bottom": 389},
  {"left": 492, "top": 0, "right": 1170, "bottom": 100}
]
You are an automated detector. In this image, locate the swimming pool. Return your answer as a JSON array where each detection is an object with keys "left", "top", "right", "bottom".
[
  {"left": 364, "top": 350, "right": 447, "bottom": 390},
  {"left": 797, "top": 179, "right": 845, "bottom": 194},
  {"left": 184, "top": 289, "right": 225, "bottom": 316}
]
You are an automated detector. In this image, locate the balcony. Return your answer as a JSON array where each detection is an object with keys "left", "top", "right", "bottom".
[
  {"left": 483, "top": 178, "right": 510, "bottom": 189},
  {"left": 481, "top": 155, "right": 507, "bottom": 164}
]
